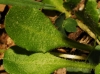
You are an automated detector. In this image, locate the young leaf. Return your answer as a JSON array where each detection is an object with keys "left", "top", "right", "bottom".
[
  {"left": 42, "top": 0, "right": 64, "bottom": 11},
  {"left": 42, "top": 0, "right": 71, "bottom": 17},
  {"left": 55, "top": 13, "right": 65, "bottom": 31},
  {"left": 55, "top": 13, "right": 67, "bottom": 35},
  {"left": 62, "top": 18, "right": 77, "bottom": 32},
  {"left": 55, "top": 16, "right": 77, "bottom": 34},
  {"left": 5, "top": 6, "right": 68, "bottom": 52},
  {"left": 4, "top": 47, "right": 95, "bottom": 74},
  {"left": 63, "top": 0, "right": 81, "bottom": 9}
]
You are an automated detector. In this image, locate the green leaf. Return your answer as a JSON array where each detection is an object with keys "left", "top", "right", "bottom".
[
  {"left": 63, "top": 18, "right": 77, "bottom": 32},
  {"left": 95, "top": 64, "right": 100, "bottom": 74},
  {"left": 54, "top": 14, "right": 93, "bottom": 52},
  {"left": 87, "top": 50, "right": 100, "bottom": 65},
  {"left": 4, "top": 47, "right": 94, "bottom": 74},
  {"left": 0, "top": 0, "right": 54, "bottom": 9},
  {"left": 85, "top": 0, "right": 99, "bottom": 23},
  {"left": 5, "top": 6, "right": 68, "bottom": 52},
  {"left": 55, "top": 15, "right": 77, "bottom": 33},
  {"left": 55, "top": 13, "right": 65, "bottom": 30},
  {"left": 63, "top": 0, "right": 81, "bottom": 9},
  {"left": 84, "top": 0, "right": 100, "bottom": 36},
  {"left": 42, "top": 0, "right": 71, "bottom": 17},
  {"left": 65, "top": 0, "right": 81, "bottom": 4},
  {"left": 42, "top": 0, "right": 63, "bottom": 11},
  {"left": 55, "top": 13, "right": 67, "bottom": 35}
]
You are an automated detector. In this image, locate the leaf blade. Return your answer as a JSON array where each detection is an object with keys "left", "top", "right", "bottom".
[
  {"left": 63, "top": 18, "right": 77, "bottom": 32},
  {"left": 5, "top": 6, "right": 68, "bottom": 52},
  {"left": 85, "top": 0, "right": 100, "bottom": 36},
  {"left": 0, "top": 0, "right": 54, "bottom": 9},
  {"left": 4, "top": 47, "right": 94, "bottom": 74}
]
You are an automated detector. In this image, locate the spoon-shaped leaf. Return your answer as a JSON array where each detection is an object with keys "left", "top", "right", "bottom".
[
  {"left": 0, "top": 0, "right": 54, "bottom": 9},
  {"left": 5, "top": 6, "right": 68, "bottom": 52},
  {"left": 3, "top": 47, "right": 94, "bottom": 74}
]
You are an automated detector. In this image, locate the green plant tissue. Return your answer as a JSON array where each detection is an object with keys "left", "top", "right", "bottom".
[{"left": 5, "top": 6, "right": 68, "bottom": 52}]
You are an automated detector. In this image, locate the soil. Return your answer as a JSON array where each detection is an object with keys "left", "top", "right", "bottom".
[{"left": 0, "top": 0, "right": 96, "bottom": 74}]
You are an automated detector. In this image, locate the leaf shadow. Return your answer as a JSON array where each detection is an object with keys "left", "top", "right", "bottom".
[
  {"left": 88, "top": 50, "right": 100, "bottom": 65},
  {"left": 11, "top": 46, "right": 34, "bottom": 56}
]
